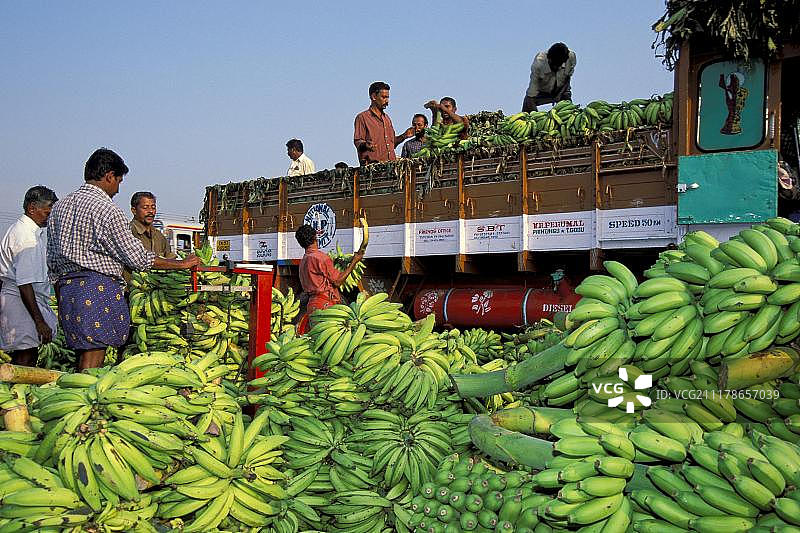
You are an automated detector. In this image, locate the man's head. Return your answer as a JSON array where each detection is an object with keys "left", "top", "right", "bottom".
[
  {"left": 547, "top": 43, "right": 570, "bottom": 73},
  {"left": 23, "top": 186, "right": 58, "bottom": 227},
  {"left": 369, "top": 81, "right": 391, "bottom": 111},
  {"left": 131, "top": 191, "right": 157, "bottom": 227},
  {"left": 84, "top": 148, "right": 129, "bottom": 198},
  {"left": 412, "top": 113, "right": 428, "bottom": 137},
  {"left": 334, "top": 162, "right": 349, "bottom": 170},
  {"left": 295, "top": 224, "right": 317, "bottom": 249},
  {"left": 287, "top": 139, "right": 304, "bottom": 161},
  {"left": 440, "top": 97, "right": 457, "bottom": 114}
]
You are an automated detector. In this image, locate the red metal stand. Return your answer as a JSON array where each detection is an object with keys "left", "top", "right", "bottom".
[
  {"left": 232, "top": 265, "right": 274, "bottom": 380},
  {"left": 190, "top": 264, "right": 274, "bottom": 381}
]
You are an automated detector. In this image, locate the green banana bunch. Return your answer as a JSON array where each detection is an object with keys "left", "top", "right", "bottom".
[
  {"left": 346, "top": 409, "right": 455, "bottom": 495},
  {"left": 127, "top": 262, "right": 252, "bottom": 382},
  {"left": 328, "top": 243, "right": 366, "bottom": 292},
  {"left": 410, "top": 94, "right": 673, "bottom": 159},
  {"left": 271, "top": 286, "right": 300, "bottom": 338},
  {"left": 154, "top": 409, "right": 290, "bottom": 531}
]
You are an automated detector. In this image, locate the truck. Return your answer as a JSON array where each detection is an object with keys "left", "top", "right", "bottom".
[
  {"left": 152, "top": 218, "right": 205, "bottom": 255},
  {"left": 200, "top": 33, "right": 800, "bottom": 329}
]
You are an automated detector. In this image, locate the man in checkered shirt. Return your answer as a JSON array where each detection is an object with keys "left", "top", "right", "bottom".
[{"left": 47, "top": 148, "right": 200, "bottom": 370}]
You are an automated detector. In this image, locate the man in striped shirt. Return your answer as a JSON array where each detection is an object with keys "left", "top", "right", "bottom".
[{"left": 47, "top": 148, "right": 200, "bottom": 369}]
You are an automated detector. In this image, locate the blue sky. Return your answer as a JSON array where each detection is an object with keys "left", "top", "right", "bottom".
[{"left": 0, "top": 1, "right": 672, "bottom": 233}]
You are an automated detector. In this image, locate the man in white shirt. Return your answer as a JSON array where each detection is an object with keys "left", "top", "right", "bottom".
[
  {"left": 0, "top": 186, "right": 59, "bottom": 366},
  {"left": 287, "top": 139, "right": 316, "bottom": 177},
  {"left": 522, "top": 42, "right": 577, "bottom": 112}
]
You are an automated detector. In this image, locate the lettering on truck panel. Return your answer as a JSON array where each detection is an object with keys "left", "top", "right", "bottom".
[
  {"left": 532, "top": 220, "right": 585, "bottom": 229},
  {"left": 607, "top": 218, "right": 662, "bottom": 229},
  {"left": 255, "top": 241, "right": 273, "bottom": 259},
  {"left": 542, "top": 303, "right": 573, "bottom": 313}
]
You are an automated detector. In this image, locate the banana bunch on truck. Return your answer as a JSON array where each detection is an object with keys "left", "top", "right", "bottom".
[{"left": 413, "top": 122, "right": 466, "bottom": 158}]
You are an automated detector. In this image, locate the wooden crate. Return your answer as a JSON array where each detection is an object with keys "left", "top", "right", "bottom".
[
  {"left": 413, "top": 159, "right": 459, "bottom": 223},
  {"left": 357, "top": 164, "right": 406, "bottom": 227},
  {"left": 463, "top": 149, "right": 523, "bottom": 220},
  {"left": 286, "top": 170, "right": 354, "bottom": 232},
  {"left": 464, "top": 181, "right": 521, "bottom": 219},
  {"left": 213, "top": 181, "right": 248, "bottom": 236},
  {"left": 525, "top": 145, "right": 594, "bottom": 214},
  {"left": 244, "top": 177, "right": 281, "bottom": 234},
  {"left": 598, "top": 128, "right": 677, "bottom": 209},
  {"left": 462, "top": 151, "right": 521, "bottom": 186}
]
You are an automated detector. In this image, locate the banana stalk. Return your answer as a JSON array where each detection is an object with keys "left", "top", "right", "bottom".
[
  {"left": 0, "top": 363, "right": 63, "bottom": 385},
  {"left": 467, "top": 413, "right": 554, "bottom": 469},
  {"left": 450, "top": 342, "right": 570, "bottom": 398}
]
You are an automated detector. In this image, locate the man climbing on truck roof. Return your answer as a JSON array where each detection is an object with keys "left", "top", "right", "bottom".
[
  {"left": 522, "top": 42, "right": 577, "bottom": 112},
  {"left": 294, "top": 224, "right": 365, "bottom": 334},
  {"left": 353, "top": 81, "right": 414, "bottom": 165}
]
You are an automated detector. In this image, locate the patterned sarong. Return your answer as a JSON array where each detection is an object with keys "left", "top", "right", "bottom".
[
  {"left": 56, "top": 270, "right": 129, "bottom": 349},
  {"left": 296, "top": 292, "right": 340, "bottom": 335}
]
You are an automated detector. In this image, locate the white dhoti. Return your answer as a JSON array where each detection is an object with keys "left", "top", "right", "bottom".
[{"left": 0, "top": 289, "right": 57, "bottom": 351}]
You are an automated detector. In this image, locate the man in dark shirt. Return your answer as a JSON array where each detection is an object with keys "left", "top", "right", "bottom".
[
  {"left": 353, "top": 81, "right": 414, "bottom": 165},
  {"left": 129, "top": 192, "right": 175, "bottom": 259},
  {"left": 401, "top": 114, "right": 428, "bottom": 158}
]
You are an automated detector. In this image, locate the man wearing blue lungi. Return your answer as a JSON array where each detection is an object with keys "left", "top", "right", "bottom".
[{"left": 47, "top": 148, "right": 201, "bottom": 370}]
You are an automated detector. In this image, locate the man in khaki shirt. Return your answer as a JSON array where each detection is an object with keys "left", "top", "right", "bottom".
[{"left": 124, "top": 192, "right": 175, "bottom": 283}]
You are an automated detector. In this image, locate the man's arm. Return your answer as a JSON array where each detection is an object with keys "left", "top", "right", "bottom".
[
  {"left": 354, "top": 114, "right": 373, "bottom": 156},
  {"left": 104, "top": 207, "right": 196, "bottom": 271},
  {"left": 565, "top": 51, "right": 576, "bottom": 77},
  {"left": 18, "top": 284, "right": 51, "bottom": 344},
  {"left": 526, "top": 57, "right": 543, "bottom": 97},
  {"left": 394, "top": 128, "right": 414, "bottom": 148}
]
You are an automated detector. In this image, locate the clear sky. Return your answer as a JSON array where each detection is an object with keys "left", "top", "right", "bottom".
[{"left": 0, "top": 1, "right": 673, "bottom": 234}]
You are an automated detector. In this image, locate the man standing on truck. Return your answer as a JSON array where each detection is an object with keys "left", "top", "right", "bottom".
[
  {"left": 401, "top": 113, "right": 428, "bottom": 158},
  {"left": 522, "top": 42, "right": 577, "bottom": 112},
  {"left": 47, "top": 148, "right": 200, "bottom": 370},
  {"left": 286, "top": 139, "right": 316, "bottom": 176},
  {"left": 0, "top": 186, "right": 59, "bottom": 367},
  {"left": 294, "top": 223, "right": 365, "bottom": 334},
  {"left": 425, "top": 97, "right": 470, "bottom": 137},
  {"left": 354, "top": 81, "right": 414, "bottom": 165}
]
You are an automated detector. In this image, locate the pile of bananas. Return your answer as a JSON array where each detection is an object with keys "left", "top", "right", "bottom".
[
  {"left": 271, "top": 286, "right": 299, "bottom": 338},
  {"left": 0, "top": 454, "right": 157, "bottom": 532},
  {"left": 447, "top": 216, "right": 800, "bottom": 532},
  {"left": 244, "top": 293, "right": 504, "bottom": 530},
  {"left": 0, "top": 349, "right": 284, "bottom": 532},
  {"left": 460, "top": 328, "right": 503, "bottom": 363},
  {"left": 411, "top": 94, "right": 672, "bottom": 158},
  {"left": 149, "top": 409, "right": 299, "bottom": 531},
  {"left": 402, "top": 454, "right": 551, "bottom": 533},
  {"left": 494, "top": 94, "right": 673, "bottom": 146},
  {"left": 125, "top": 246, "right": 252, "bottom": 380},
  {"left": 464, "top": 387, "right": 800, "bottom": 531}
]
